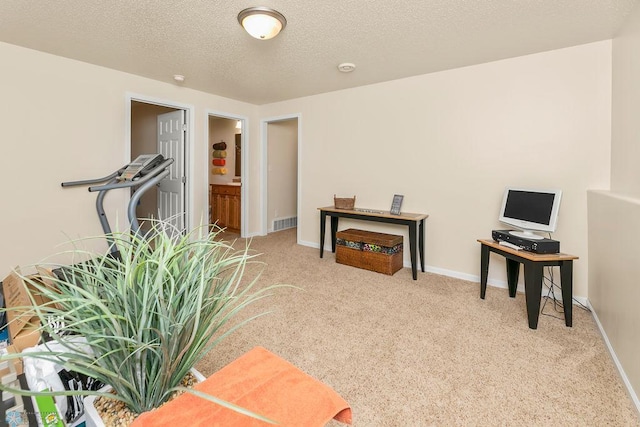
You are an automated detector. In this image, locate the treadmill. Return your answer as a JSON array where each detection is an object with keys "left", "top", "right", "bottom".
[{"left": 61, "top": 154, "right": 175, "bottom": 253}]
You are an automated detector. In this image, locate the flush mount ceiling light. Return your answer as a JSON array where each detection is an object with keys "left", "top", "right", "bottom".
[{"left": 238, "top": 7, "right": 287, "bottom": 40}]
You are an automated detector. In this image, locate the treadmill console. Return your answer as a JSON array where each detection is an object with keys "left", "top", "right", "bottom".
[{"left": 118, "top": 154, "right": 165, "bottom": 181}]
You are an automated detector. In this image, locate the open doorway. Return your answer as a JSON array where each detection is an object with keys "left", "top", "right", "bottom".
[
  {"left": 208, "top": 115, "right": 243, "bottom": 236},
  {"left": 129, "top": 99, "right": 189, "bottom": 233},
  {"left": 263, "top": 116, "right": 299, "bottom": 239}
]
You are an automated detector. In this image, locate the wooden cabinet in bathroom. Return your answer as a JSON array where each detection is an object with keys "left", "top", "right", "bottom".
[{"left": 210, "top": 184, "right": 241, "bottom": 233}]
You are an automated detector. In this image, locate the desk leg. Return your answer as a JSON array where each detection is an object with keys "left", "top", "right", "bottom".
[
  {"left": 506, "top": 259, "right": 520, "bottom": 298},
  {"left": 319, "top": 211, "right": 326, "bottom": 258},
  {"left": 560, "top": 261, "right": 573, "bottom": 327},
  {"left": 480, "top": 244, "right": 489, "bottom": 299},
  {"left": 523, "top": 261, "right": 543, "bottom": 330},
  {"left": 330, "top": 216, "right": 339, "bottom": 252},
  {"left": 419, "top": 219, "right": 425, "bottom": 272},
  {"left": 409, "top": 221, "right": 418, "bottom": 280}
]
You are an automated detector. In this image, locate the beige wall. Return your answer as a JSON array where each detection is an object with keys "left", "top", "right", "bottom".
[
  {"left": 259, "top": 41, "right": 612, "bottom": 299},
  {"left": 208, "top": 117, "right": 239, "bottom": 184},
  {"left": 0, "top": 41, "right": 258, "bottom": 273},
  {"left": 611, "top": 3, "right": 640, "bottom": 197},
  {"left": 588, "top": 1, "right": 640, "bottom": 407},
  {"left": 267, "top": 119, "right": 298, "bottom": 230}
]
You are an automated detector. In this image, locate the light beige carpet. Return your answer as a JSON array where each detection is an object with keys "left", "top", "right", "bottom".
[{"left": 195, "top": 228, "right": 639, "bottom": 426}]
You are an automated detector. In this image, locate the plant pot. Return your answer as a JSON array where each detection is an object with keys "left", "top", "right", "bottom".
[{"left": 83, "top": 368, "right": 206, "bottom": 427}]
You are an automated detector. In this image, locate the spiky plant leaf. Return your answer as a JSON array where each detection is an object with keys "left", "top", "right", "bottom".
[{"left": 0, "top": 219, "right": 279, "bottom": 423}]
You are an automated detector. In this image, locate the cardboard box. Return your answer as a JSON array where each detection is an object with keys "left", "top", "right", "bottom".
[
  {"left": 1, "top": 267, "right": 61, "bottom": 377},
  {"left": 2, "top": 269, "right": 48, "bottom": 340},
  {"left": 2, "top": 267, "right": 60, "bottom": 350},
  {"left": 2, "top": 344, "right": 24, "bottom": 375},
  {"left": 12, "top": 325, "right": 41, "bottom": 354},
  {"left": 34, "top": 266, "right": 61, "bottom": 307}
]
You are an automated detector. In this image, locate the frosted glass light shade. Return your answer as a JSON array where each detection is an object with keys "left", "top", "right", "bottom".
[{"left": 238, "top": 7, "right": 287, "bottom": 40}]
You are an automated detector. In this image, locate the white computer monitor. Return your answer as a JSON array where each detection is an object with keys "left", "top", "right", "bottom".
[{"left": 498, "top": 187, "right": 562, "bottom": 240}]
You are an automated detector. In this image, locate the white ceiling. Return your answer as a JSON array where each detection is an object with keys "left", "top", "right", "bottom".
[{"left": 0, "top": 1, "right": 637, "bottom": 105}]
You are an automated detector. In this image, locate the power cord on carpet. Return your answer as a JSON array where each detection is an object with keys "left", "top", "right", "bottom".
[
  {"left": 539, "top": 232, "right": 590, "bottom": 320},
  {"left": 541, "top": 265, "right": 590, "bottom": 320}
]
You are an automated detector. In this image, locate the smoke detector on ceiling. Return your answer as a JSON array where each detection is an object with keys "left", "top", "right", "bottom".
[
  {"left": 173, "top": 74, "right": 185, "bottom": 83},
  {"left": 337, "top": 63, "right": 356, "bottom": 73}
]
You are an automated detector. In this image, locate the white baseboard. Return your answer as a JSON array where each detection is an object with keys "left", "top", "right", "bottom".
[
  {"left": 299, "top": 239, "right": 320, "bottom": 249},
  {"left": 420, "top": 264, "right": 479, "bottom": 283},
  {"left": 588, "top": 300, "right": 640, "bottom": 414}
]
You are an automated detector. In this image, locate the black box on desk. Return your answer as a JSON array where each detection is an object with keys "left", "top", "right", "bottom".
[{"left": 492, "top": 230, "right": 560, "bottom": 254}]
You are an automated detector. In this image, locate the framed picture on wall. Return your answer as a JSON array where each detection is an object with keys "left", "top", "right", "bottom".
[{"left": 390, "top": 194, "right": 404, "bottom": 215}]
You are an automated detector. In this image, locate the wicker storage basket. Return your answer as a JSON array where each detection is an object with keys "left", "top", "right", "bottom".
[
  {"left": 335, "top": 228, "right": 403, "bottom": 275},
  {"left": 334, "top": 195, "right": 356, "bottom": 210}
]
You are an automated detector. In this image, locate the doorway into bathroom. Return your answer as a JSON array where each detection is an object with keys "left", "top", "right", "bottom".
[{"left": 208, "top": 115, "right": 243, "bottom": 235}]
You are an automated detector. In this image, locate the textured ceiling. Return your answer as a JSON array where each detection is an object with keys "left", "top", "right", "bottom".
[{"left": 0, "top": 1, "right": 637, "bottom": 104}]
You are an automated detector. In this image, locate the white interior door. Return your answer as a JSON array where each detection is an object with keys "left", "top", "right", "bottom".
[{"left": 157, "top": 110, "right": 186, "bottom": 232}]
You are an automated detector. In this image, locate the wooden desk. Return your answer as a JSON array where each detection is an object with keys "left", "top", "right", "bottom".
[
  {"left": 319, "top": 207, "right": 428, "bottom": 280},
  {"left": 478, "top": 239, "right": 578, "bottom": 329}
]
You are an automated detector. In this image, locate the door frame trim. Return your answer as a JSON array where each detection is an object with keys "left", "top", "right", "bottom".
[
  {"left": 125, "top": 92, "right": 195, "bottom": 232},
  {"left": 205, "top": 110, "right": 248, "bottom": 237}
]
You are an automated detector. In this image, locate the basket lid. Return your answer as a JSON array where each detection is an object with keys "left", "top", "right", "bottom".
[{"left": 336, "top": 228, "right": 403, "bottom": 246}]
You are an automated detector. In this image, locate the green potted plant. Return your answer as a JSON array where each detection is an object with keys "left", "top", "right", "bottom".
[{"left": 0, "top": 218, "right": 277, "bottom": 426}]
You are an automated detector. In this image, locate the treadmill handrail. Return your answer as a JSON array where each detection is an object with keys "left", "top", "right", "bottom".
[
  {"left": 87, "top": 158, "right": 174, "bottom": 192},
  {"left": 128, "top": 168, "right": 171, "bottom": 235},
  {"left": 61, "top": 170, "right": 122, "bottom": 188}
]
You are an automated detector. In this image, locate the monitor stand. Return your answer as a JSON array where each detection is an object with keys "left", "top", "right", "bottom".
[{"left": 509, "top": 230, "right": 544, "bottom": 240}]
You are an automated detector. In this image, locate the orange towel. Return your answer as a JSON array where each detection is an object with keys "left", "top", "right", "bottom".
[{"left": 131, "top": 346, "right": 352, "bottom": 427}]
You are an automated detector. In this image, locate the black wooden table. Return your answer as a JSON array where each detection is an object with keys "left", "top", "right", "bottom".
[
  {"left": 319, "top": 207, "right": 428, "bottom": 280},
  {"left": 478, "top": 239, "right": 578, "bottom": 329}
]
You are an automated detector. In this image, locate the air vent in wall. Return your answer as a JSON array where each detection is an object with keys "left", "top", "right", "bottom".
[{"left": 273, "top": 216, "right": 297, "bottom": 232}]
